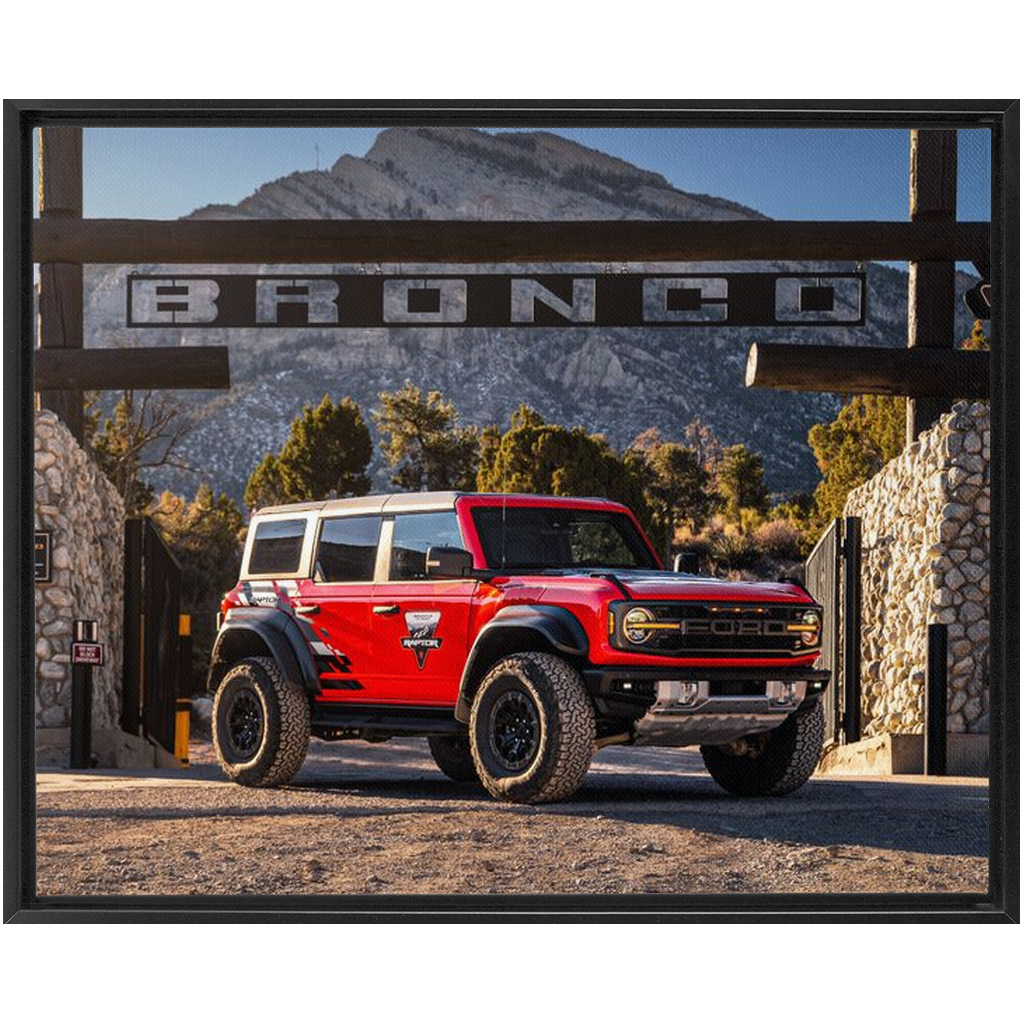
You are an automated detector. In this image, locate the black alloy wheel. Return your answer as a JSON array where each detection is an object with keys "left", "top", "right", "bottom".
[
  {"left": 225, "top": 687, "right": 264, "bottom": 760},
  {"left": 489, "top": 688, "right": 541, "bottom": 771}
]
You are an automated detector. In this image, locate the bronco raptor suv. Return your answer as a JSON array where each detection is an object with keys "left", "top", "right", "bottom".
[{"left": 208, "top": 492, "right": 829, "bottom": 803}]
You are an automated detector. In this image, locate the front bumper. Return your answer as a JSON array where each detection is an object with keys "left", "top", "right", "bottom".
[{"left": 582, "top": 666, "right": 830, "bottom": 747}]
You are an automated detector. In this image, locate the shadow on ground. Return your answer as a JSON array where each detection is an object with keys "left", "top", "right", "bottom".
[{"left": 38, "top": 737, "right": 989, "bottom": 859}]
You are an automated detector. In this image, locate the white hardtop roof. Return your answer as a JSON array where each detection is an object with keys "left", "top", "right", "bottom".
[
  {"left": 255, "top": 491, "right": 463, "bottom": 517},
  {"left": 253, "top": 491, "right": 624, "bottom": 518}
]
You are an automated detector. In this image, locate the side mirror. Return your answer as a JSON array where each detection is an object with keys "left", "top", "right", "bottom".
[
  {"left": 673, "top": 550, "right": 700, "bottom": 574},
  {"left": 425, "top": 546, "right": 474, "bottom": 579}
]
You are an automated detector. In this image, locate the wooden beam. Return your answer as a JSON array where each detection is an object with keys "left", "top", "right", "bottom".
[
  {"left": 744, "top": 342, "right": 989, "bottom": 399},
  {"left": 34, "top": 347, "right": 231, "bottom": 392},
  {"left": 907, "top": 129, "right": 959, "bottom": 439},
  {"left": 37, "top": 127, "right": 85, "bottom": 440},
  {"left": 32, "top": 218, "right": 990, "bottom": 266}
]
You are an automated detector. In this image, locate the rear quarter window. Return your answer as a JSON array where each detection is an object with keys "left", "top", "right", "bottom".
[
  {"left": 314, "top": 515, "right": 382, "bottom": 582},
  {"left": 246, "top": 518, "right": 307, "bottom": 576}
]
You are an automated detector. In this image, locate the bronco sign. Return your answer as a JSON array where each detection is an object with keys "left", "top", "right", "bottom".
[{"left": 126, "top": 272, "right": 865, "bottom": 329}]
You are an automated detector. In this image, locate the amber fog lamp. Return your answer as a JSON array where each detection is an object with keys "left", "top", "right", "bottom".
[{"left": 623, "top": 606, "right": 657, "bottom": 644}]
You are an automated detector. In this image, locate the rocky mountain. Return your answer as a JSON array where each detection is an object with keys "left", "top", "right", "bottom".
[{"left": 81, "top": 127, "right": 978, "bottom": 505}]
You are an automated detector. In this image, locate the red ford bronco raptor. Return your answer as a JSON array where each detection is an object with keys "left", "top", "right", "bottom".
[{"left": 208, "top": 492, "right": 829, "bottom": 803}]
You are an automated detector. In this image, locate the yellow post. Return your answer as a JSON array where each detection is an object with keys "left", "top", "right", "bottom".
[
  {"left": 174, "top": 698, "right": 191, "bottom": 767},
  {"left": 175, "top": 614, "right": 192, "bottom": 767}
]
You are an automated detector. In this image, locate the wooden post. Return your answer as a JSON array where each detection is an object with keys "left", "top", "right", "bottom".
[
  {"left": 32, "top": 218, "right": 990, "bottom": 266},
  {"left": 38, "top": 126, "right": 85, "bottom": 442},
  {"left": 745, "top": 342, "right": 988, "bottom": 399},
  {"left": 907, "top": 129, "right": 958, "bottom": 441},
  {"left": 34, "top": 346, "right": 231, "bottom": 391}
]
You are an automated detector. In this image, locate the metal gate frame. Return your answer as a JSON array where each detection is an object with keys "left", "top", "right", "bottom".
[
  {"left": 122, "top": 517, "right": 183, "bottom": 753},
  {"left": 805, "top": 516, "right": 862, "bottom": 748}
]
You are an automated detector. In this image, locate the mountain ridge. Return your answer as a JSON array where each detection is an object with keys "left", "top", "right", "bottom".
[{"left": 80, "top": 127, "right": 977, "bottom": 506}]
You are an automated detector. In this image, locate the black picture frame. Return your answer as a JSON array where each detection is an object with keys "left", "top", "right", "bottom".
[{"left": 4, "top": 99, "right": 1018, "bottom": 923}]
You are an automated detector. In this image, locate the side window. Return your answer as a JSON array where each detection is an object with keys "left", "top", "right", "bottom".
[
  {"left": 389, "top": 512, "right": 463, "bottom": 581},
  {"left": 247, "top": 519, "right": 307, "bottom": 576},
  {"left": 314, "top": 516, "right": 382, "bottom": 583}
]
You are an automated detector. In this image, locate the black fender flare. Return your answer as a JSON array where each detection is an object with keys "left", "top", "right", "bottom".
[
  {"left": 454, "top": 605, "right": 589, "bottom": 723},
  {"left": 207, "top": 606, "right": 321, "bottom": 696}
]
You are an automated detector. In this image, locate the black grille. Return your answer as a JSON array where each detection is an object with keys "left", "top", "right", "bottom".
[{"left": 615, "top": 601, "right": 818, "bottom": 659}]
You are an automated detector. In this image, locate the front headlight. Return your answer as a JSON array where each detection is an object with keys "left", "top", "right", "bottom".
[
  {"left": 798, "top": 610, "right": 820, "bottom": 646},
  {"left": 623, "top": 606, "right": 657, "bottom": 644}
]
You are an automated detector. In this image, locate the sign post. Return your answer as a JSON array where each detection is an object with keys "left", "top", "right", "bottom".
[
  {"left": 69, "top": 620, "right": 102, "bottom": 769},
  {"left": 924, "top": 623, "right": 949, "bottom": 776}
]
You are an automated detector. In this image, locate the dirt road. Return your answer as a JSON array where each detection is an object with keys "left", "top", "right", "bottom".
[{"left": 35, "top": 738, "right": 988, "bottom": 896}]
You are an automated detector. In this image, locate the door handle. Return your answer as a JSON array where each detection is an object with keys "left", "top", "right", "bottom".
[
  {"left": 293, "top": 603, "right": 320, "bottom": 615},
  {"left": 373, "top": 604, "right": 400, "bottom": 615}
]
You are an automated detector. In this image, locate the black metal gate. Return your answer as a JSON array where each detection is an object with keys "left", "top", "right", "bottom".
[
  {"left": 122, "top": 517, "right": 183, "bottom": 753},
  {"left": 804, "top": 516, "right": 862, "bottom": 748}
]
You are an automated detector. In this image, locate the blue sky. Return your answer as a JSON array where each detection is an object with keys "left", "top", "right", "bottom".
[{"left": 54, "top": 126, "right": 990, "bottom": 224}]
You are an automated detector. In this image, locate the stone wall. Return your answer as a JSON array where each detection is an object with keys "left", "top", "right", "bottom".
[
  {"left": 844, "top": 401, "right": 989, "bottom": 737},
  {"left": 35, "top": 410, "right": 125, "bottom": 730}
]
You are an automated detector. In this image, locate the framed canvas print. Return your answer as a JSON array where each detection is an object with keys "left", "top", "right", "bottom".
[{"left": 4, "top": 99, "right": 1018, "bottom": 922}]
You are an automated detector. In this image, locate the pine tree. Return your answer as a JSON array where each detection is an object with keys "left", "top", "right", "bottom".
[
  {"left": 373, "top": 381, "right": 480, "bottom": 491},
  {"left": 807, "top": 395, "right": 905, "bottom": 528},
  {"left": 717, "top": 444, "right": 770, "bottom": 528},
  {"left": 627, "top": 438, "right": 722, "bottom": 561},
  {"left": 244, "top": 454, "right": 289, "bottom": 511},
  {"left": 476, "top": 405, "right": 655, "bottom": 535},
  {"left": 243, "top": 395, "right": 372, "bottom": 510}
]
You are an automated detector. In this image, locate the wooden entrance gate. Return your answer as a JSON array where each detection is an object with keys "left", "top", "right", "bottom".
[
  {"left": 804, "top": 517, "right": 862, "bottom": 748},
  {"left": 122, "top": 518, "right": 183, "bottom": 754}
]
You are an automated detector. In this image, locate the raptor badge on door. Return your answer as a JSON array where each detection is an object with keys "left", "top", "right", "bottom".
[{"left": 401, "top": 611, "right": 443, "bottom": 669}]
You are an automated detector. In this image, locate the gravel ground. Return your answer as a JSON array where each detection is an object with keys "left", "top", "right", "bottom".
[{"left": 35, "top": 738, "right": 988, "bottom": 896}]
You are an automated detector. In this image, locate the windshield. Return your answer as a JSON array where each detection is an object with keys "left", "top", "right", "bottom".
[{"left": 471, "top": 506, "right": 658, "bottom": 571}]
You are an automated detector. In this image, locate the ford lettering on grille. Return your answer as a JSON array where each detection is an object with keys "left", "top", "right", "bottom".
[{"left": 681, "top": 619, "right": 789, "bottom": 636}]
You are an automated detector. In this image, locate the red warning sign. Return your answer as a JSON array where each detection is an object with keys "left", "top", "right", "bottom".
[{"left": 71, "top": 642, "right": 105, "bottom": 666}]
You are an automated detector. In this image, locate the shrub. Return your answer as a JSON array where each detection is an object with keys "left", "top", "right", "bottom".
[
  {"left": 709, "top": 532, "right": 759, "bottom": 572},
  {"left": 739, "top": 507, "right": 766, "bottom": 535},
  {"left": 753, "top": 518, "right": 806, "bottom": 561}
]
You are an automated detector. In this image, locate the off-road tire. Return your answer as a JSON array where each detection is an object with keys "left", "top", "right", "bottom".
[
  {"left": 469, "top": 652, "right": 596, "bottom": 804},
  {"left": 212, "top": 656, "right": 310, "bottom": 787},
  {"left": 428, "top": 735, "right": 480, "bottom": 784},
  {"left": 700, "top": 698, "right": 824, "bottom": 797}
]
